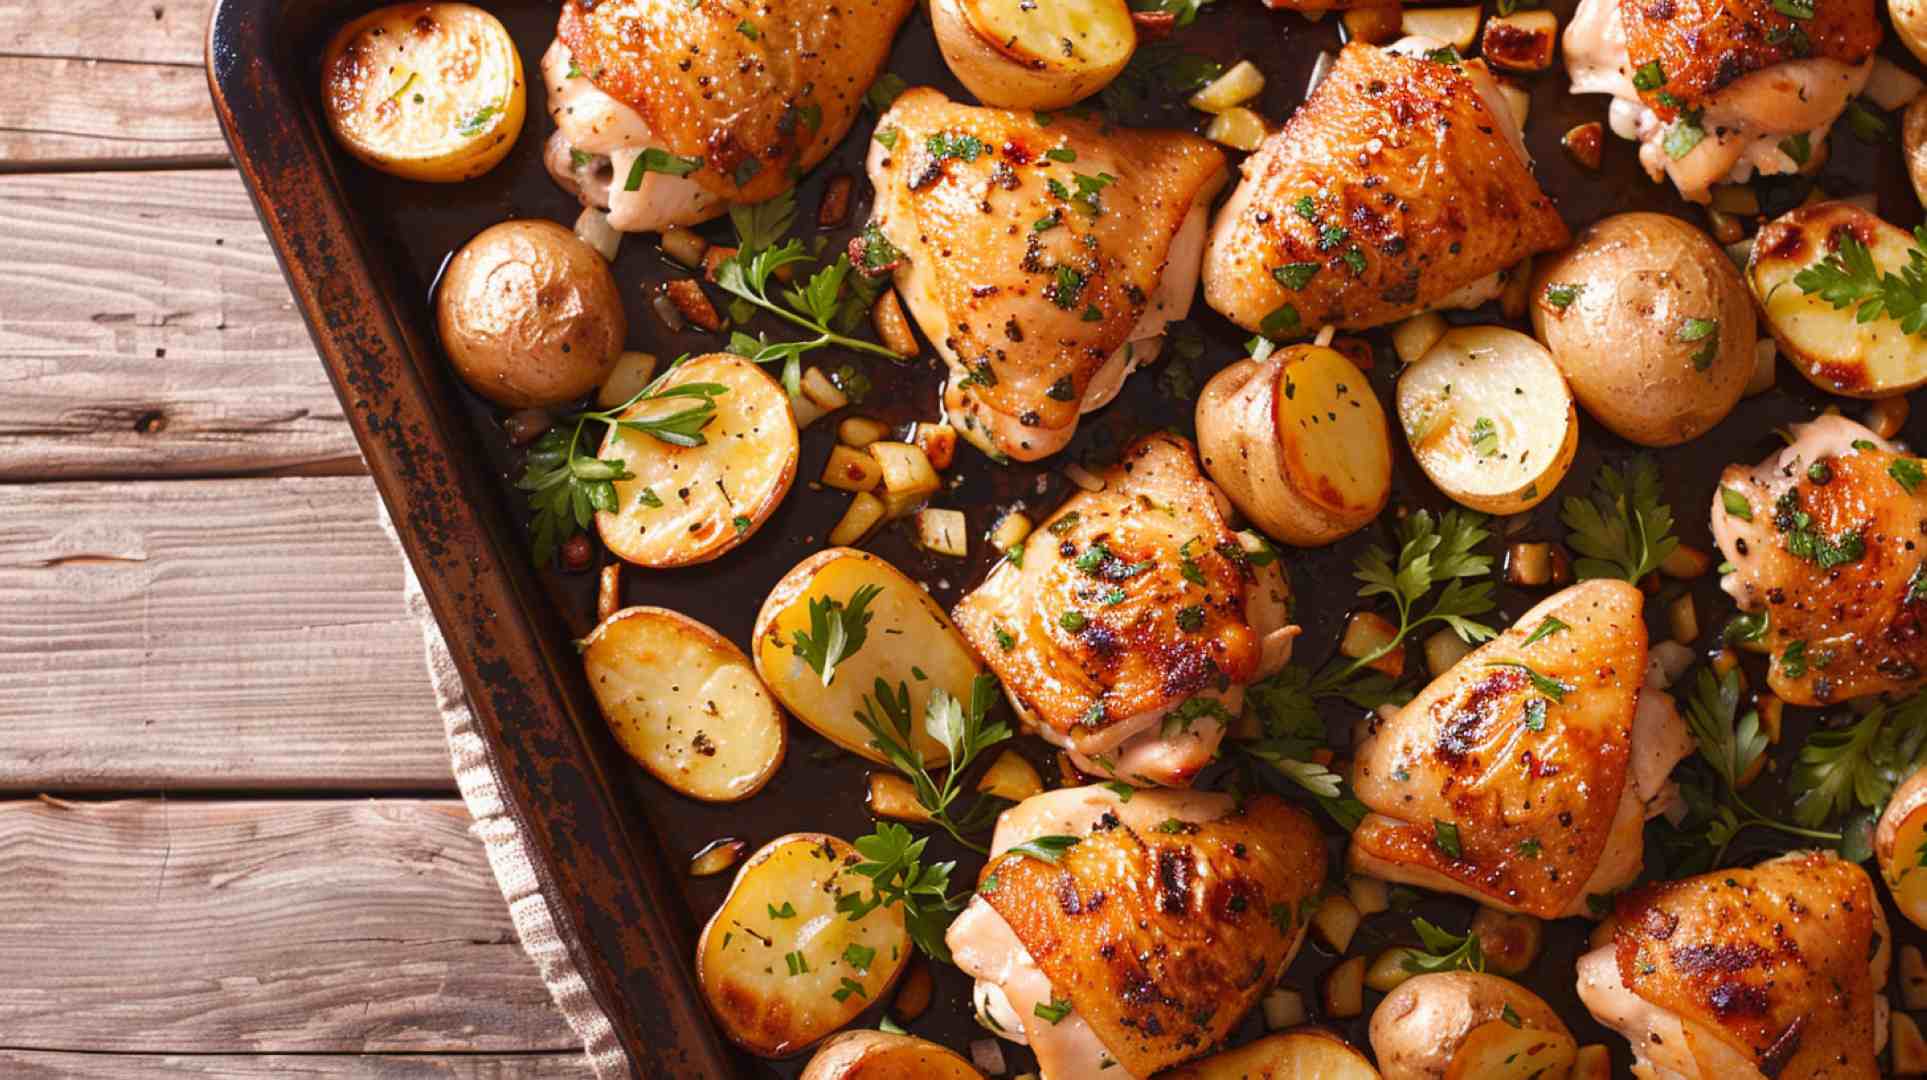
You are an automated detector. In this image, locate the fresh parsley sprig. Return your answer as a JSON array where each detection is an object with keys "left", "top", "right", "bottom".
[
  {"left": 513, "top": 368, "right": 727, "bottom": 565},
  {"left": 1678, "top": 667, "right": 1839, "bottom": 862},
  {"left": 791, "top": 585, "right": 882, "bottom": 687},
  {"left": 1561, "top": 456, "right": 1679, "bottom": 583},
  {"left": 837, "top": 823, "right": 965, "bottom": 963},
  {"left": 1791, "top": 693, "right": 1927, "bottom": 833},
  {"left": 856, "top": 673, "right": 1013, "bottom": 853},
  {"left": 1793, "top": 226, "right": 1927, "bottom": 337},
  {"left": 1399, "top": 917, "right": 1486, "bottom": 974}
]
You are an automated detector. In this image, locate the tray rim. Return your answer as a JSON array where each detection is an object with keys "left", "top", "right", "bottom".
[{"left": 202, "top": 3, "right": 740, "bottom": 1075}]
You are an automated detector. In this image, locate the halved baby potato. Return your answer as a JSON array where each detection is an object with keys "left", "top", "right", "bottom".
[
  {"left": 801, "top": 1030, "right": 985, "bottom": 1079},
  {"left": 1163, "top": 1028, "right": 1383, "bottom": 1079},
  {"left": 1750, "top": 201, "right": 1927, "bottom": 398},
  {"left": 1197, "top": 344, "right": 1392, "bottom": 546},
  {"left": 753, "top": 549, "right": 983, "bottom": 767},
  {"left": 596, "top": 353, "right": 798, "bottom": 567},
  {"left": 1370, "top": 972, "right": 1573, "bottom": 1080},
  {"left": 697, "top": 834, "right": 911, "bottom": 1058},
  {"left": 931, "top": 0, "right": 1136, "bottom": 110},
  {"left": 1395, "top": 326, "right": 1576, "bottom": 514},
  {"left": 1878, "top": 765, "right": 1927, "bottom": 930},
  {"left": 581, "top": 606, "right": 784, "bottom": 803},
  {"left": 320, "top": 2, "right": 526, "bottom": 182},
  {"left": 1443, "top": 1020, "right": 1576, "bottom": 1080}
]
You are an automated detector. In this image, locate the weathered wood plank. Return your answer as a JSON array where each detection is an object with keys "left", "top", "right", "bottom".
[
  {"left": 0, "top": 0, "right": 212, "bottom": 66},
  {"left": 0, "top": 56, "right": 228, "bottom": 169},
  {"left": 0, "top": 170, "right": 364, "bottom": 479},
  {"left": 0, "top": 1051, "right": 592, "bottom": 1079},
  {"left": 0, "top": 477, "right": 452, "bottom": 792},
  {"left": 0, "top": 797, "right": 577, "bottom": 1052}
]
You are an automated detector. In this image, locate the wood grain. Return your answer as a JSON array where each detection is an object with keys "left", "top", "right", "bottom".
[
  {"left": 0, "top": 476, "right": 452, "bottom": 792},
  {"left": 0, "top": 0, "right": 212, "bottom": 65},
  {"left": 0, "top": 170, "right": 364, "bottom": 479},
  {"left": 0, "top": 1052, "right": 592, "bottom": 1078},
  {"left": 0, "top": 797, "right": 577, "bottom": 1052},
  {"left": 0, "top": 56, "right": 227, "bottom": 169}
]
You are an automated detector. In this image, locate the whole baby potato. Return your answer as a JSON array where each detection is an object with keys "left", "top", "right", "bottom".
[
  {"left": 1530, "top": 212, "right": 1754, "bottom": 447},
  {"left": 436, "top": 219, "right": 625, "bottom": 408}
]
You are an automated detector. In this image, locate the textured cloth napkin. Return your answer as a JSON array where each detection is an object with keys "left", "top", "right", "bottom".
[{"left": 379, "top": 505, "right": 631, "bottom": 1079}]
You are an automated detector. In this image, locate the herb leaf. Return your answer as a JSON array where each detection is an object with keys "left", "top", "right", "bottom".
[
  {"left": 791, "top": 584, "right": 882, "bottom": 687},
  {"left": 1561, "top": 456, "right": 1679, "bottom": 582},
  {"left": 1794, "top": 225, "right": 1927, "bottom": 337},
  {"left": 856, "top": 673, "right": 1013, "bottom": 852}
]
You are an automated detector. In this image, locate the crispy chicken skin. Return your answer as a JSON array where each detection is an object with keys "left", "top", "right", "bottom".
[
  {"left": 1201, "top": 42, "right": 1568, "bottom": 335},
  {"left": 1349, "top": 580, "right": 1691, "bottom": 918},
  {"left": 548, "top": 0, "right": 912, "bottom": 226},
  {"left": 1576, "top": 851, "right": 1890, "bottom": 1080},
  {"left": 948, "top": 786, "right": 1327, "bottom": 1079},
  {"left": 865, "top": 89, "right": 1227, "bottom": 462},
  {"left": 1563, "top": 0, "right": 1878, "bottom": 202},
  {"left": 951, "top": 434, "right": 1296, "bottom": 788},
  {"left": 1710, "top": 415, "right": 1927, "bottom": 705}
]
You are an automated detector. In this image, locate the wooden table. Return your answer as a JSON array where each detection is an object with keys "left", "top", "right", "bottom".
[{"left": 0, "top": 4, "right": 590, "bottom": 1074}]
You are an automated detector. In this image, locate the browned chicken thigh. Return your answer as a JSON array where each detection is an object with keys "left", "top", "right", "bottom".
[
  {"left": 947, "top": 785, "right": 1327, "bottom": 1078},
  {"left": 951, "top": 434, "right": 1295, "bottom": 789},
  {"left": 1710, "top": 415, "right": 1927, "bottom": 705},
  {"left": 1563, "top": 0, "right": 1880, "bottom": 201},
  {"left": 1576, "top": 850, "right": 1890, "bottom": 1080},
  {"left": 865, "top": 89, "right": 1227, "bottom": 462},
  {"left": 1349, "top": 580, "right": 1693, "bottom": 917},
  {"left": 1202, "top": 41, "right": 1568, "bottom": 335},
  {"left": 545, "top": 0, "right": 913, "bottom": 231}
]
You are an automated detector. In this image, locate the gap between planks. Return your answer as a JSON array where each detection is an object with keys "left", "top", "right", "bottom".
[{"left": 0, "top": 1050, "right": 593, "bottom": 1079}]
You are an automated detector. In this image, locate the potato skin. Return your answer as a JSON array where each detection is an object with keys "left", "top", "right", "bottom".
[
  {"left": 1530, "top": 213, "right": 1753, "bottom": 447},
  {"left": 1878, "top": 766, "right": 1927, "bottom": 929},
  {"left": 930, "top": 0, "right": 1134, "bottom": 110},
  {"left": 800, "top": 1030, "right": 984, "bottom": 1079},
  {"left": 436, "top": 220, "right": 624, "bottom": 408},
  {"left": 1369, "top": 972, "right": 1569, "bottom": 1080}
]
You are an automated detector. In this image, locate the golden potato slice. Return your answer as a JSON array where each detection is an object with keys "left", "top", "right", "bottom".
[
  {"left": 1197, "top": 345, "right": 1392, "bottom": 546},
  {"left": 596, "top": 353, "right": 798, "bottom": 568},
  {"left": 697, "top": 834, "right": 911, "bottom": 1058},
  {"left": 932, "top": 0, "right": 1135, "bottom": 110},
  {"left": 1162, "top": 1029, "right": 1382, "bottom": 1079},
  {"left": 320, "top": 2, "right": 526, "bottom": 182},
  {"left": 753, "top": 549, "right": 983, "bottom": 767},
  {"left": 1878, "top": 766, "right": 1927, "bottom": 930},
  {"left": 1444, "top": 1020, "right": 1576, "bottom": 1080},
  {"left": 581, "top": 606, "right": 783, "bottom": 803},
  {"left": 1395, "top": 326, "right": 1576, "bottom": 514},
  {"left": 1750, "top": 201, "right": 1927, "bottom": 399},
  {"left": 801, "top": 1030, "right": 984, "bottom": 1079}
]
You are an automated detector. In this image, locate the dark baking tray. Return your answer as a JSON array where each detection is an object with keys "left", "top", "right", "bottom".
[{"left": 207, "top": 1, "right": 1927, "bottom": 1075}]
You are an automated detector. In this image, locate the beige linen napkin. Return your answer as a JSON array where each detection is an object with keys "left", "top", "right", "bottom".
[{"left": 379, "top": 505, "right": 631, "bottom": 1079}]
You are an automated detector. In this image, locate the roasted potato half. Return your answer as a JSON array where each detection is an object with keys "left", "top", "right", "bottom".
[
  {"left": 438, "top": 220, "right": 626, "bottom": 408},
  {"left": 320, "top": 2, "right": 525, "bottom": 182},
  {"left": 1162, "top": 1028, "right": 1383, "bottom": 1079},
  {"left": 581, "top": 606, "right": 784, "bottom": 803},
  {"left": 1894, "top": 0, "right": 1927, "bottom": 66},
  {"left": 1878, "top": 765, "right": 1927, "bottom": 930},
  {"left": 753, "top": 548, "right": 983, "bottom": 767},
  {"left": 1196, "top": 345, "right": 1393, "bottom": 547},
  {"left": 930, "top": 0, "right": 1136, "bottom": 109},
  {"left": 1395, "top": 327, "right": 1576, "bottom": 514},
  {"left": 1531, "top": 213, "right": 1754, "bottom": 447},
  {"left": 1370, "top": 972, "right": 1575, "bottom": 1080},
  {"left": 596, "top": 353, "right": 799, "bottom": 567},
  {"left": 1749, "top": 201, "right": 1927, "bottom": 399},
  {"left": 800, "top": 1030, "right": 984, "bottom": 1079},
  {"left": 697, "top": 834, "right": 911, "bottom": 1057}
]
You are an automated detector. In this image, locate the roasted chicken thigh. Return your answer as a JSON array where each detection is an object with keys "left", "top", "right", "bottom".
[
  {"left": 1201, "top": 40, "right": 1568, "bottom": 335},
  {"left": 865, "top": 89, "right": 1227, "bottom": 462},
  {"left": 948, "top": 785, "right": 1327, "bottom": 1079},
  {"left": 1349, "top": 580, "right": 1693, "bottom": 918},
  {"left": 1576, "top": 850, "right": 1890, "bottom": 1079},
  {"left": 1710, "top": 415, "right": 1927, "bottom": 705},
  {"left": 951, "top": 434, "right": 1296, "bottom": 788},
  {"left": 543, "top": 0, "right": 913, "bottom": 232},
  {"left": 1563, "top": 0, "right": 1880, "bottom": 202}
]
